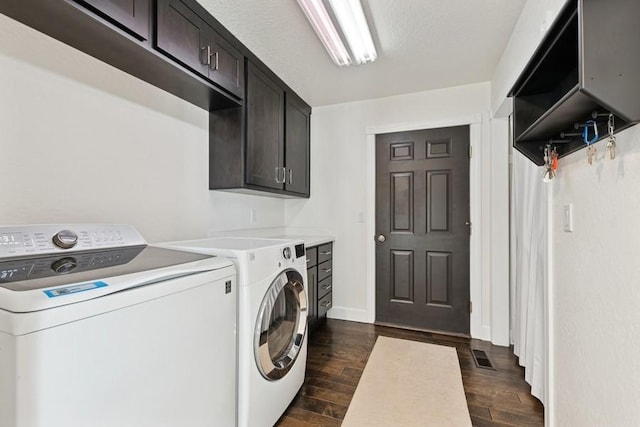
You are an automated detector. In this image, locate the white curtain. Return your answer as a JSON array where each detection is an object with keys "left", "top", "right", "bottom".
[{"left": 510, "top": 149, "right": 547, "bottom": 405}]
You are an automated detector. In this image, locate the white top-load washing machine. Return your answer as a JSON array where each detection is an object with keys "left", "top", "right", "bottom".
[
  {"left": 0, "top": 224, "right": 237, "bottom": 427},
  {"left": 161, "top": 237, "right": 308, "bottom": 427}
]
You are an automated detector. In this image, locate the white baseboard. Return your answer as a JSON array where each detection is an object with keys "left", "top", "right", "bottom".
[{"left": 326, "top": 306, "right": 371, "bottom": 324}]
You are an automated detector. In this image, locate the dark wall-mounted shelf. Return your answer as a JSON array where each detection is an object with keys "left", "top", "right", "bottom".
[{"left": 510, "top": 0, "right": 640, "bottom": 165}]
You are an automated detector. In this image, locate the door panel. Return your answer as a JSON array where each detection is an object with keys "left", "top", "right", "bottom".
[
  {"left": 391, "top": 172, "right": 414, "bottom": 232},
  {"left": 375, "top": 126, "right": 470, "bottom": 335},
  {"left": 391, "top": 250, "right": 414, "bottom": 301},
  {"left": 285, "top": 94, "right": 311, "bottom": 196},
  {"left": 208, "top": 33, "right": 244, "bottom": 98},
  {"left": 156, "top": 0, "right": 208, "bottom": 77},
  {"left": 245, "top": 63, "right": 284, "bottom": 190}
]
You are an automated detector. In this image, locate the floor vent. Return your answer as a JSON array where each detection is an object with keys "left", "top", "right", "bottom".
[{"left": 471, "top": 349, "right": 495, "bottom": 370}]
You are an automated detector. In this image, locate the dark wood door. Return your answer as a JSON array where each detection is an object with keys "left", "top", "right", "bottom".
[
  {"left": 245, "top": 62, "right": 284, "bottom": 190},
  {"left": 82, "top": 0, "right": 149, "bottom": 40},
  {"left": 156, "top": 0, "right": 209, "bottom": 77},
  {"left": 284, "top": 94, "right": 311, "bottom": 196},
  {"left": 375, "top": 126, "right": 470, "bottom": 335}
]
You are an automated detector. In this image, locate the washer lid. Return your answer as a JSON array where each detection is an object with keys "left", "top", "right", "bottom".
[{"left": 0, "top": 246, "right": 219, "bottom": 313}]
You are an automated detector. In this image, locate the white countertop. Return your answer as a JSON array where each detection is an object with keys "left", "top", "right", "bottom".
[
  {"left": 208, "top": 227, "right": 334, "bottom": 248},
  {"left": 270, "top": 235, "right": 333, "bottom": 248}
]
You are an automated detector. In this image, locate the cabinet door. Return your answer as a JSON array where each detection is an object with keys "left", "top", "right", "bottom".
[
  {"left": 246, "top": 62, "right": 285, "bottom": 190},
  {"left": 285, "top": 94, "right": 311, "bottom": 196},
  {"left": 156, "top": 0, "right": 209, "bottom": 78},
  {"left": 82, "top": 0, "right": 149, "bottom": 40},
  {"left": 208, "top": 33, "right": 244, "bottom": 99}
]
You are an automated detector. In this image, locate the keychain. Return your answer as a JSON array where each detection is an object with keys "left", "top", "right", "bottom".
[
  {"left": 542, "top": 144, "right": 558, "bottom": 182},
  {"left": 606, "top": 114, "right": 616, "bottom": 159},
  {"left": 582, "top": 120, "right": 598, "bottom": 165}
]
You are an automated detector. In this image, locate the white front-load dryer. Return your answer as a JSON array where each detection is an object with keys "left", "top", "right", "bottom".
[{"left": 161, "top": 237, "right": 308, "bottom": 427}]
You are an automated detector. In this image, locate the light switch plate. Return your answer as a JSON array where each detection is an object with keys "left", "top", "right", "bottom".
[{"left": 563, "top": 204, "right": 573, "bottom": 232}]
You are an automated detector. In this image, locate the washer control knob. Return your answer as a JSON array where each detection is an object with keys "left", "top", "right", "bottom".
[
  {"left": 52, "top": 230, "right": 78, "bottom": 249},
  {"left": 51, "top": 257, "right": 78, "bottom": 274},
  {"left": 282, "top": 246, "right": 292, "bottom": 260}
]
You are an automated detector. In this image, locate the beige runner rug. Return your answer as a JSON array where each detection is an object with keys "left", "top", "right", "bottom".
[{"left": 342, "top": 336, "right": 472, "bottom": 427}]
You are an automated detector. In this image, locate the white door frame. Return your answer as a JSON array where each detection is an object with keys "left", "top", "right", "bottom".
[{"left": 364, "top": 114, "right": 490, "bottom": 340}]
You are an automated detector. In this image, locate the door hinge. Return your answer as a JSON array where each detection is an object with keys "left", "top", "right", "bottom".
[
  {"left": 469, "top": 301, "right": 473, "bottom": 313},
  {"left": 468, "top": 145, "right": 472, "bottom": 158}
]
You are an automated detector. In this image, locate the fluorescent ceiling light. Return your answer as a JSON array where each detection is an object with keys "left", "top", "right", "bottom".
[
  {"left": 297, "top": 0, "right": 352, "bottom": 66},
  {"left": 327, "top": 0, "right": 377, "bottom": 64}
]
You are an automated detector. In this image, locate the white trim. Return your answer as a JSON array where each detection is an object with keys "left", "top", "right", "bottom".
[
  {"left": 365, "top": 114, "right": 488, "bottom": 340},
  {"left": 326, "top": 306, "right": 369, "bottom": 323},
  {"left": 545, "top": 180, "right": 554, "bottom": 426}
]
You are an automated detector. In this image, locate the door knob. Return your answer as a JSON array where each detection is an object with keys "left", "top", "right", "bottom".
[{"left": 376, "top": 234, "right": 386, "bottom": 243}]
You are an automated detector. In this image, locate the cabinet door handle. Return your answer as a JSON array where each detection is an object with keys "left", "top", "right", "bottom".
[
  {"left": 320, "top": 251, "right": 332, "bottom": 256},
  {"left": 201, "top": 45, "right": 211, "bottom": 66},
  {"left": 209, "top": 51, "right": 219, "bottom": 71},
  {"left": 275, "top": 167, "right": 285, "bottom": 183},
  {"left": 288, "top": 168, "right": 293, "bottom": 184},
  {"left": 322, "top": 267, "right": 332, "bottom": 273}
]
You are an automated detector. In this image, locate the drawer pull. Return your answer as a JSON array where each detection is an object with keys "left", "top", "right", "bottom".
[
  {"left": 306, "top": 258, "right": 311, "bottom": 263},
  {"left": 322, "top": 267, "right": 332, "bottom": 273},
  {"left": 321, "top": 284, "right": 332, "bottom": 291},
  {"left": 320, "top": 251, "right": 332, "bottom": 256},
  {"left": 321, "top": 300, "right": 332, "bottom": 308}
]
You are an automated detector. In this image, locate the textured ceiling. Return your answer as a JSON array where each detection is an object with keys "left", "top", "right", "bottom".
[{"left": 197, "top": 0, "right": 526, "bottom": 107}]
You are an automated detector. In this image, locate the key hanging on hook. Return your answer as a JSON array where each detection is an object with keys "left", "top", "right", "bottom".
[
  {"left": 606, "top": 114, "right": 616, "bottom": 160},
  {"left": 542, "top": 144, "right": 558, "bottom": 183},
  {"left": 583, "top": 120, "right": 598, "bottom": 165}
]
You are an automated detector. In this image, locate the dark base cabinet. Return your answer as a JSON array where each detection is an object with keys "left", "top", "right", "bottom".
[{"left": 307, "top": 243, "right": 333, "bottom": 330}]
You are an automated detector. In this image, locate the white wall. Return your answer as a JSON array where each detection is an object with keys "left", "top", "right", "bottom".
[
  {"left": 552, "top": 127, "right": 640, "bottom": 425},
  {"left": 285, "top": 82, "right": 511, "bottom": 344},
  {"left": 0, "top": 14, "right": 284, "bottom": 242},
  {"left": 492, "top": 0, "right": 640, "bottom": 424}
]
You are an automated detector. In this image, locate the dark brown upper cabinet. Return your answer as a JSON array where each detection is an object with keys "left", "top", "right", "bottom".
[
  {"left": 245, "top": 63, "right": 286, "bottom": 190},
  {"left": 510, "top": 0, "right": 640, "bottom": 165},
  {"left": 80, "top": 0, "right": 150, "bottom": 40},
  {"left": 0, "top": 0, "right": 240, "bottom": 110},
  {"left": 156, "top": 0, "right": 244, "bottom": 99},
  {"left": 209, "top": 60, "right": 311, "bottom": 198}
]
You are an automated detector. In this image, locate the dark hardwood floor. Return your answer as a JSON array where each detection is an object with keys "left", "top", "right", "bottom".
[{"left": 276, "top": 319, "right": 544, "bottom": 427}]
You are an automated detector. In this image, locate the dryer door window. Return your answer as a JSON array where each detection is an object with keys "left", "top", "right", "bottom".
[{"left": 255, "top": 269, "right": 307, "bottom": 380}]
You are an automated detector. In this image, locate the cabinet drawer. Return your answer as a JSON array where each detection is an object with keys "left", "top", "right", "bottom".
[
  {"left": 305, "top": 246, "right": 317, "bottom": 267},
  {"left": 318, "top": 243, "right": 333, "bottom": 264},
  {"left": 318, "top": 276, "right": 332, "bottom": 300},
  {"left": 318, "top": 292, "right": 332, "bottom": 318},
  {"left": 318, "top": 259, "right": 332, "bottom": 282}
]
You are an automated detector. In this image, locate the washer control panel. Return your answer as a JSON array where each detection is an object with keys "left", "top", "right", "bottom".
[{"left": 0, "top": 224, "right": 146, "bottom": 258}]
